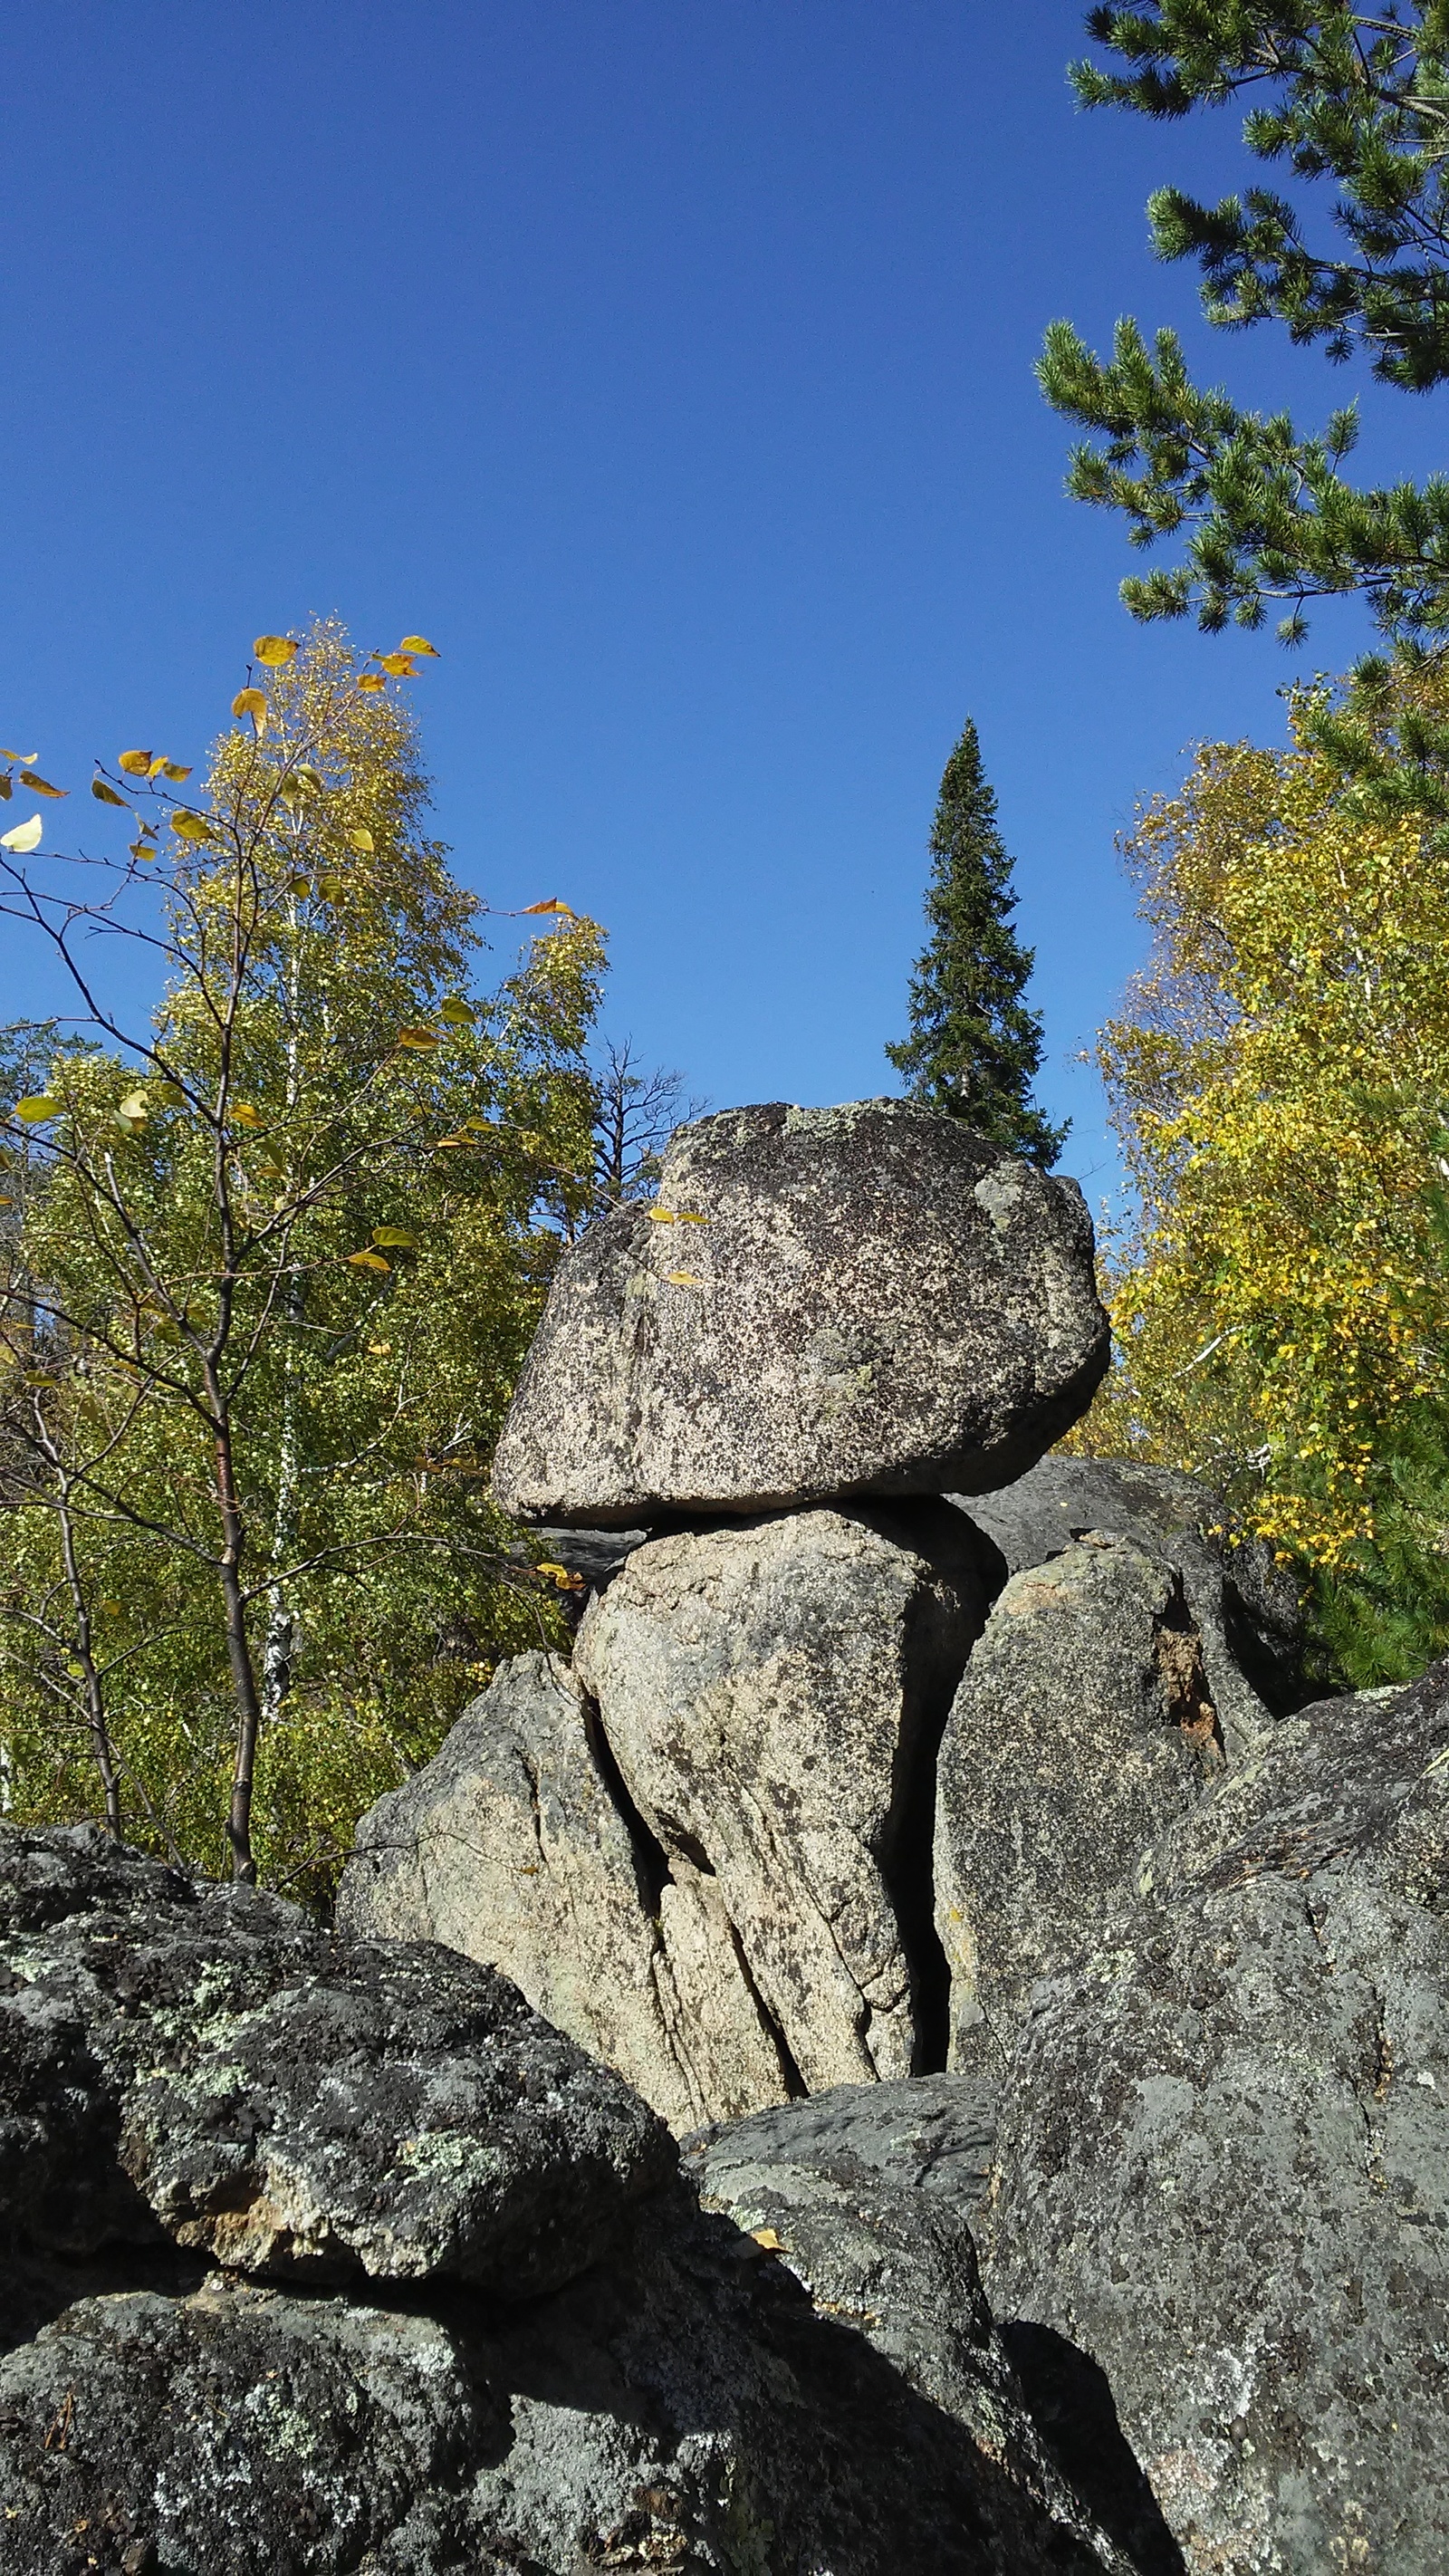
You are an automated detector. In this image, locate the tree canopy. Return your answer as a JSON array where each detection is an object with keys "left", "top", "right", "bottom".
[
  {"left": 0, "top": 620, "right": 604, "bottom": 1889},
  {"left": 1068, "top": 654, "right": 1449, "bottom": 1677},
  {"left": 887, "top": 719, "right": 1067, "bottom": 1168},
  {"left": 1040, "top": 5, "right": 1449, "bottom": 654}
]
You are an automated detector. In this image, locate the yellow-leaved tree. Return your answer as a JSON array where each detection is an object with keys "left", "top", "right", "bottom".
[
  {"left": 0, "top": 620, "right": 605, "bottom": 1888},
  {"left": 1071, "top": 665, "right": 1449, "bottom": 1678}
]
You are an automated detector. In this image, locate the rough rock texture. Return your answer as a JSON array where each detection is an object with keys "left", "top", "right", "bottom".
[
  {"left": 953, "top": 1455, "right": 1305, "bottom": 1740},
  {"left": 0, "top": 1823, "right": 671, "bottom": 2296},
  {"left": 573, "top": 1504, "right": 989, "bottom": 2095},
  {"left": 339, "top": 1652, "right": 783, "bottom": 2133},
  {"left": 0, "top": 2197, "right": 1137, "bottom": 2576},
  {"left": 984, "top": 1665, "right": 1449, "bottom": 2575},
  {"left": 686, "top": 2079, "right": 1182, "bottom": 2576},
  {"left": 493, "top": 1100, "right": 1110, "bottom": 1524},
  {"left": 934, "top": 1533, "right": 1229, "bottom": 2077},
  {"left": 0, "top": 1826, "right": 1139, "bottom": 2576}
]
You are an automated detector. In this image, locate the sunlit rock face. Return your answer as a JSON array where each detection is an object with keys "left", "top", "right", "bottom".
[{"left": 492, "top": 1099, "right": 1110, "bottom": 1527}]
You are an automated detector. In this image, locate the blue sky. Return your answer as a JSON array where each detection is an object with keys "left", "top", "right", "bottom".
[{"left": 0, "top": 2, "right": 1439, "bottom": 1203}]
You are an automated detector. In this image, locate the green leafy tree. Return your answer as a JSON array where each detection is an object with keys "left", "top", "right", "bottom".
[
  {"left": 0, "top": 621, "right": 603, "bottom": 1888},
  {"left": 1039, "top": 5, "right": 1449, "bottom": 685},
  {"left": 887, "top": 719, "right": 1067, "bottom": 1167}
]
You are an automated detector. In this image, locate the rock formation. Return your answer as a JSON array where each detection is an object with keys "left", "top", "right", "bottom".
[
  {"left": 492, "top": 1100, "right": 1110, "bottom": 1523},
  {"left": 93, "top": 1091, "right": 1449, "bottom": 2566},
  {"left": 0, "top": 1822, "right": 1135, "bottom": 2575}
]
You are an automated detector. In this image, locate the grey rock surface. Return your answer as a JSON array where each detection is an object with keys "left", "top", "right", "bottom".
[
  {"left": 935, "top": 1533, "right": 1228, "bottom": 2076},
  {"left": 339, "top": 1652, "right": 782, "bottom": 2133},
  {"left": 684, "top": 2079, "right": 1181, "bottom": 2576},
  {"left": 952, "top": 1455, "right": 1305, "bottom": 1741},
  {"left": 0, "top": 2193, "right": 1136, "bottom": 2576},
  {"left": 493, "top": 1100, "right": 1110, "bottom": 1524},
  {"left": 0, "top": 1825, "right": 1142, "bottom": 2575},
  {"left": 984, "top": 1663, "right": 1449, "bottom": 2575},
  {"left": 574, "top": 1503, "right": 989, "bottom": 2094},
  {"left": 0, "top": 1823, "right": 671, "bottom": 2296}
]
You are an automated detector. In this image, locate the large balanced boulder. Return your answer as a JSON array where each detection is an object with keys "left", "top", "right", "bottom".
[
  {"left": 934, "top": 1533, "right": 1229, "bottom": 2076},
  {"left": 983, "top": 1664, "right": 1449, "bottom": 2574},
  {"left": 0, "top": 1824, "right": 1138, "bottom": 2576},
  {"left": 339, "top": 1650, "right": 784, "bottom": 2132},
  {"left": 0, "top": 1823, "right": 670, "bottom": 2298},
  {"left": 493, "top": 1101, "right": 1110, "bottom": 1524}
]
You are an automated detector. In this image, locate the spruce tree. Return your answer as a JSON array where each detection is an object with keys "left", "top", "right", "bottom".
[{"left": 887, "top": 720, "right": 1067, "bottom": 1168}]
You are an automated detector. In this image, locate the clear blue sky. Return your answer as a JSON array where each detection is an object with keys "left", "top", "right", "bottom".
[{"left": 0, "top": 2, "right": 1437, "bottom": 1201}]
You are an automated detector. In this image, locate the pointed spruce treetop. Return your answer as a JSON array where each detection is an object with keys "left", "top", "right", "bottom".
[{"left": 886, "top": 719, "right": 1068, "bottom": 1170}]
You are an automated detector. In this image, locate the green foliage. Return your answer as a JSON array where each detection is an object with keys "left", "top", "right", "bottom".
[
  {"left": 1063, "top": 656, "right": 1449, "bottom": 1679},
  {"left": 887, "top": 720, "right": 1067, "bottom": 1168},
  {"left": 1041, "top": 5, "right": 1449, "bottom": 650},
  {"left": 0, "top": 620, "right": 604, "bottom": 1893}
]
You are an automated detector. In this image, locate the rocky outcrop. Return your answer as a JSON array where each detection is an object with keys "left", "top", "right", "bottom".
[
  {"left": 954, "top": 1453, "right": 1304, "bottom": 1742},
  {"left": 0, "top": 1822, "right": 669, "bottom": 2299},
  {"left": 934, "top": 1533, "right": 1229, "bottom": 2077},
  {"left": 0, "top": 1823, "right": 1139, "bottom": 2576},
  {"left": 493, "top": 1101, "right": 1110, "bottom": 1525},
  {"left": 338, "top": 1649, "right": 784, "bottom": 2132},
  {"left": 345, "top": 1506, "right": 990, "bottom": 2126},
  {"left": 982, "top": 1663, "right": 1449, "bottom": 2574},
  {"left": 574, "top": 1504, "right": 987, "bottom": 2092}
]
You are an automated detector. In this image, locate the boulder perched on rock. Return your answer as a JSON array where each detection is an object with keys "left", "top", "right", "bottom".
[
  {"left": 935, "top": 1533, "right": 1229, "bottom": 2076},
  {"left": 983, "top": 1664, "right": 1449, "bottom": 2574},
  {"left": 493, "top": 1101, "right": 1110, "bottom": 1525},
  {"left": 339, "top": 1650, "right": 785, "bottom": 2132},
  {"left": 954, "top": 1453, "right": 1305, "bottom": 1735},
  {"left": 0, "top": 1824, "right": 1137, "bottom": 2576},
  {"left": 0, "top": 1822, "right": 670, "bottom": 2297}
]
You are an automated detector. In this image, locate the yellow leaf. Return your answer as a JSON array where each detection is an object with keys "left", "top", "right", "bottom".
[
  {"left": 158, "top": 760, "right": 192, "bottom": 783},
  {"left": 14, "top": 1095, "right": 62, "bottom": 1121},
  {"left": 232, "top": 687, "right": 267, "bottom": 736},
  {"left": 0, "top": 815, "right": 43, "bottom": 853},
  {"left": 254, "top": 634, "right": 297, "bottom": 667},
  {"left": 368, "top": 1340, "right": 392, "bottom": 1355},
  {"left": 91, "top": 779, "right": 128, "bottom": 807},
  {"left": 521, "top": 897, "right": 575, "bottom": 917},
  {"left": 291, "top": 763, "right": 324, "bottom": 795},
  {"left": 0, "top": 1196, "right": 11, "bottom": 1208},
  {"left": 0, "top": 749, "right": 36, "bottom": 764},
  {"left": 118, "top": 750, "right": 152, "bottom": 776},
  {"left": 648, "top": 1209, "right": 677, "bottom": 1224},
  {"left": 752, "top": 2228, "right": 783, "bottom": 2252},
  {"left": 149, "top": 1081, "right": 186, "bottom": 1107},
  {"left": 146, "top": 755, "right": 170, "bottom": 780},
  {"left": 375, "top": 651, "right": 416, "bottom": 678},
  {"left": 347, "top": 827, "right": 374, "bottom": 852},
  {"left": 674, "top": 1210, "right": 710, "bottom": 1224},
  {"left": 130, "top": 840, "right": 157, "bottom": 863},
  {"left": 346, "top": 1248, "right": 392, "bottom": 1273},
  {"left": 170, "top": 809, "right": 213, "bottom": 841},
  {"left": 371, "top": 1226, "right": 417, "bottom": 1249},
  {"left": 19, "top": 771, "right": 65, "bottom": 797},
  {"left": 316, "top": 873, "right": 345, "bottom": 900},
  {"left": 665, "top": 1270, "right": 705, "bottom": 1288},
  {"left": 399, "top": 634, "right": 439, "bottom": 657},
  {"left": 438, "top": 995, "right": 475, "bottom": 1025},
  {"left": 394, "top": 1024, "right": 440, "bottom": 1050},
  {"left": 286, "top": 874, "right": 312, "bottom": 896},
  {"left": 356, "top": 673, "right": 386, "bottom": 694},
  {"left": 229, "top": 1102, "right": 264, "bottom": 1128},
  {"left": 117, "top": 1091, "right": 149, "bottom": 1122}
]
